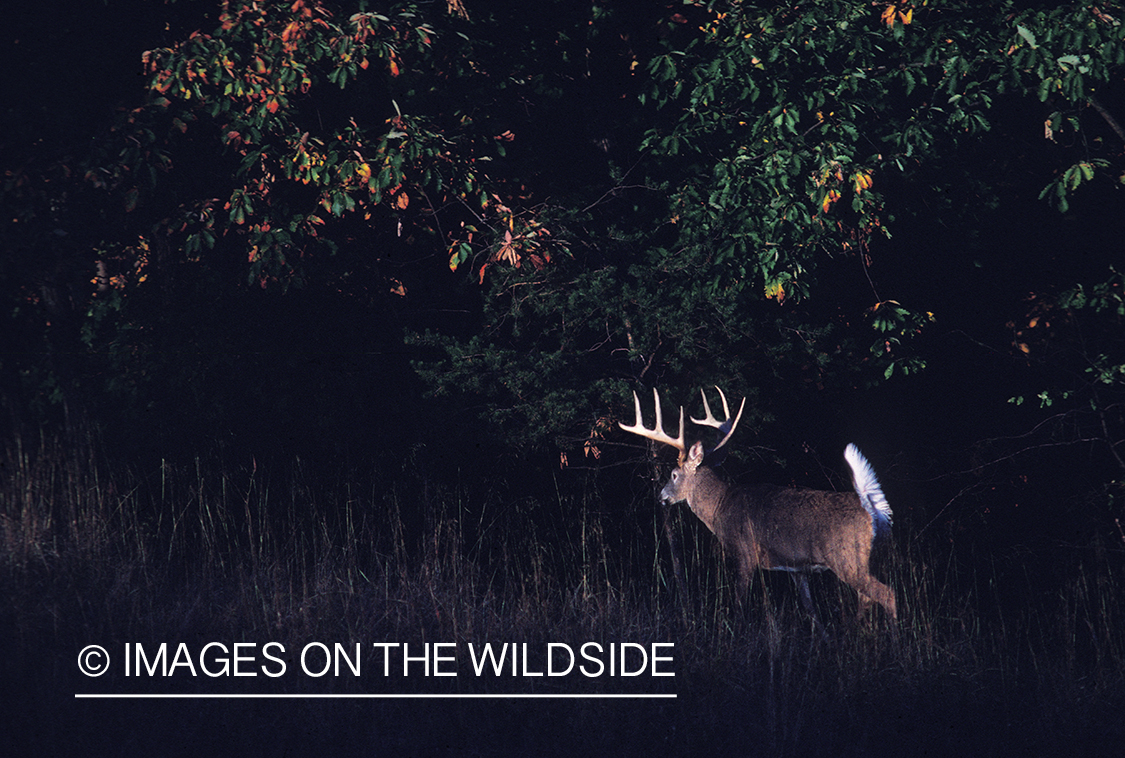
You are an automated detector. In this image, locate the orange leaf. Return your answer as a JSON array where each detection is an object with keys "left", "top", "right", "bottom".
[{"left": 822, "top": 189, "right": 840, "bottom": 213}]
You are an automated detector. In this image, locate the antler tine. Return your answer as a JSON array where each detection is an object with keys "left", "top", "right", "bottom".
[
  {"left": 711, "top": 395, "right": 746, "bottom": 454},
  {"left": 690, "top": 386, "right": 746, "bottom": 454},
  {"left": 619, "top": 388, "right": 686, "bottom": 455},
  {"left": 690, "top": 385, "right": 731, "bottom": 429}
]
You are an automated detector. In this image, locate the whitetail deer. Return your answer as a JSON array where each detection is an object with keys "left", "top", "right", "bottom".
[{"left": 620, "top": 387, "right": 896, "bottom": 619}]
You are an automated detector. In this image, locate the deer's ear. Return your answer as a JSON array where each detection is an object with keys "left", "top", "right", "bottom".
[{"left": 687, "top": 441, "right": 706, "bottom": 467}]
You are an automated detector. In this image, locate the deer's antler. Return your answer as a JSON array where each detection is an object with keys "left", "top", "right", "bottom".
[
  {"left": 619, "top": 388, "right": 686, "bottom": 461},
  {"left": 690, "top": 385, "right": 745, "bottom": 455}
]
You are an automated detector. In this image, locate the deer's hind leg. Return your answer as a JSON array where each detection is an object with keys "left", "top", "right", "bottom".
[{"left": 851, "top": 574, "right": 897, "bottom": 620}]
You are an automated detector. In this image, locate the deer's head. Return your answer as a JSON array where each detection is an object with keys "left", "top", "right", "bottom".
[{"left": 620, "top": 386, "right": 745, "bottom": 506}]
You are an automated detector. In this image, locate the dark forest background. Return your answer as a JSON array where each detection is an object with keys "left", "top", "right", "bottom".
[{"left": 3, "top": 1, "right": 1125, "bottom": 755}]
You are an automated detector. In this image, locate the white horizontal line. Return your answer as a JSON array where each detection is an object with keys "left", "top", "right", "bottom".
[{"left": 75, "top": 693, "right": 676, "bottom": 700}]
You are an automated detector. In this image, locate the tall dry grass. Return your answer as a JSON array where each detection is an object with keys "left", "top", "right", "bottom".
[{"left": 2, "top": 434, "right": 1123, "bottom": 756}]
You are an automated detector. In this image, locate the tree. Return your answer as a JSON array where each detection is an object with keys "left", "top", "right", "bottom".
[
  {"left": 4, "top": 0, "right": 582, "bottom": 452},
  {"left": 4, "top": 0, "right": 1123, "bottom": 474},
  {"left": 415, "top": 1, "right": 1125, "bottom": 457}
]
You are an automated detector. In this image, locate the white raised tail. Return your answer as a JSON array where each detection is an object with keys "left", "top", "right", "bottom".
[{"left": 844, "top": 443, "right": 893, "bottom": 541}]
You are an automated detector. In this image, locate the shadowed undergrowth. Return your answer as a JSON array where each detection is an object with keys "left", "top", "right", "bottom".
[{"left": 2, "top": 436, "right": 1123, "bottom": 756}]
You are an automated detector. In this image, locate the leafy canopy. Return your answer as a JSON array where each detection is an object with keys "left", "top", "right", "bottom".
[{"left": 5, "top": 0, "right": 1124, "bottom": 458}]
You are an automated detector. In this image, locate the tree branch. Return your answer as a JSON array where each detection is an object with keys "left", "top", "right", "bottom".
[{"left": 1089, "top": 95, "right": 1125, "bottom": 148}]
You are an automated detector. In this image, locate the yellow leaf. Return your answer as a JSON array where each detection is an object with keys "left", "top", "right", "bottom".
[{"left": 822, "top": 189, "right": 840, "bottom": 213}]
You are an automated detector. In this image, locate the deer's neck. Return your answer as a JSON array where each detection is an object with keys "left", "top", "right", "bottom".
[{"left": 686, "top": 467, "right": 728, "bottom": 535}]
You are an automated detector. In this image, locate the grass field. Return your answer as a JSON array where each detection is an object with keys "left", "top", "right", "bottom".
[{"left": 3, "top": 435, "right": 1123, "bottom": 756}]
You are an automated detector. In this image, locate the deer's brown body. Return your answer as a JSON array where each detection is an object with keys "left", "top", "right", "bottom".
[{"left": 622, "top": 387, "right": 897, "bottom": 619}]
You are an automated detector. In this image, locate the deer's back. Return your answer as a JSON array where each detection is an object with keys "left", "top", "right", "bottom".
[{"left": 715, "top": 484, "right": 873, "bottom": 570}]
